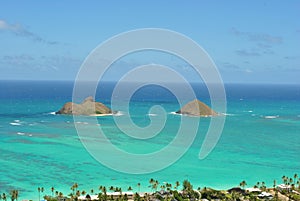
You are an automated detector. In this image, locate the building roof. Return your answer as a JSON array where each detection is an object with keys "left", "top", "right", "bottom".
[
  {"left": 246, "top": 187, "right": 261, "bottom": 192},
  {"left": 258, "top": 192, "right": 273, "bottom": 198}
]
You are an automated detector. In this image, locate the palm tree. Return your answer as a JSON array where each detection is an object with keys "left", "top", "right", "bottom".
[
  {"left": 282, "top": 176, "right": 288, "bottom": 185},
  {"left": 273, "top": 179, "right": 277, "bottom": 189},
  {"left": 38, "top": 187, "right": 42, "bottom": 201},
  {"left": 10, "top": 190, "right": 15, "bottom": 201},
  {"left": 90, "top": 189, "right": 94, "bottom": 194},
  {"left": 15, "top": 190, "right": 18, "bottom": 201},
  {"left": 151, "top": 180, "right": 159, "bottom": 192},
  {"left": 10, "top": 190, "right": 18, "bottom": 201},
  {"left": 76, "top": 190, "right": 80, "bottom": 198},
  {"left": 69, "top": 194, "right": 74, "bottom": 201},
  {"left": 149, "top": 178, "right": 154, "bottom": 185},
  {"left": 134, "top": 192, "right": 140, "bottom": 201},
  {"left": 81, "top": 190, "right": 86, "bottom": 196},
  {"left": 239, "top": 180, "right": 247, "bottom": 189},
  {"left": 73, "top": 183, "right": 78, "bottom": 192},
  {"left": 183, "top": 180, "right": 193, "bottom": 192},
  {"left": 148, "top": 179, "right": 154, "bottom": 191},
  {"left": 282, "top": 176, "right": 286, "bottom": 184},
  {"left": 175, "top": 181, "right": 180, "bottom": 190},
  {"left": 128, "top": 186, "right": 133, "bottom": 191},
  {"left": 99, "top": 185, "right": 103, "bottom": 192},
  {"left": 97, "top": 193, "right": 102, "bottom": 201},
  {"left": 155, "top": 180, "right": 159, "bottom": 191},
  {"left": 261, "top": 181, "right": 266, "bottom": 191},
  {"left": 51, "top": 187, "right": 54, "bottom": 197},
  {"left": 166, "top": 183, "right": 172, "bottom": 192},
  {"left": 289, "top": 178, "right": 293, "bottom": 185},
  {"left": 102, "top": 187, "right": 107, "bottom": 200},
  {"left": 71, "top": 186, "right": 75, "bottom": 195},
  {"left": 137, "top": 183, "right": 141, "bottom": 193},
  {"left": 256, "top": 181, "right": 260, "bottom": 188},
  {"left": 2, "top": 193, "right": 7, "bottom": 201},
  {"left": 294, "top": 174, "right": 298, "bottom": 186},
  {"left": 118, "top": 187, "right": 122, "bottom": 197}
]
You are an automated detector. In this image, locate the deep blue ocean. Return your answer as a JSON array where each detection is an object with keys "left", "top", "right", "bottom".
[{"left": 0, "top": 80, "right": 299, "bottom": 200}]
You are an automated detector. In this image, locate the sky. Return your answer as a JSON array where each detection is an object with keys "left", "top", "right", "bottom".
[{"left": 0, "top": 1, "right": 299, "bottom": 83}]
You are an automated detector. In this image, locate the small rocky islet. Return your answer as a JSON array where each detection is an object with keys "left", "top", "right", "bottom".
[
  {"left": 176, "top": 99, "right": 217, "bottom": 116},
  {"left": 56, "top": 97, "right": 217, "bottom": 117},
  {"left": 56, "top": 96, "right": 112, "bottom": 115}
]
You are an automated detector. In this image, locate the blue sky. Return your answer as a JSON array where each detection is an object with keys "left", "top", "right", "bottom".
[{"left": 0, "top": 1, "right": 299, "bottom": 83}]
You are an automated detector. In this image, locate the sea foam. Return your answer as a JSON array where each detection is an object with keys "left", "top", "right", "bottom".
[
  {"left": 10, "top": 122, "right": 21, "bottom": 126},
  {"left": 264, "top": 115, "right": 279, "bottom": 119},
  {"left": 113, "top": 111, "right": 124, "bottom": 116}
]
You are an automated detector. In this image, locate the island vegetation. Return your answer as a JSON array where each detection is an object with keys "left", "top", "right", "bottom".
[{"left": 2, "top": 174, "right": 300, "bottom": 201}]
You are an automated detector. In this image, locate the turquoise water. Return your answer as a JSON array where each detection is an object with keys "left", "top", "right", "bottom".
[{"left": 0, "top": 81, "right": 299, "bottom": 200}]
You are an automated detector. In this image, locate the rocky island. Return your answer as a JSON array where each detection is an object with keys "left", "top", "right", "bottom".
[
  {"left": 56, "top": 96, "right": 112, "bottom": 116},
  {"left": 176, "top": 99, "right": 217, "bottom": 116}
]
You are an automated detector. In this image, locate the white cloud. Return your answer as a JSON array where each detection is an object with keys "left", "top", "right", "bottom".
[
  {"left": 245, "top": 69, "right": 253, "bottom": 73},
  {"left": 231, "top": 27, "right": 283, "bottom": 45},
  {"left": 0, "top": 20, "right": 8, "bottom": 29},
  {"left": 0, "top": 19, "right": 57, "bottom": 44},
  {"left": 0, "top": 19, "right": 32, "bottom": 35}
]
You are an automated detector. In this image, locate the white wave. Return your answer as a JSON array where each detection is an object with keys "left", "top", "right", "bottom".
[
  {"left": 222, "top": 113, "right": 235, "bottom": 116},
  {"left": 170, "top": 111, "right": 181, "bottom": 116},
  {"left": 248, "top": 110, "right": 253, "bottom": 113},
  {"left": 17, "top": 132, "right": 25, "bottom": 135},
  {"left": 264, "top": 115, "right": 279, "bottom": 119},
  {"left": 251, "top": 114, "right": 256, "bottom": 116},
  {"left": 10, "top": 122, "right": 21, "bottom": 126},
  {"left": 14, "top": 119, "right": 20, "bottom": 122},
  {"left": 28, "top": 134, "right": 33, "bottom": 137},
  {"left": 148, "top": 113, "right": 157, "bottom": 116},
  {"left": 113, "top": 111, "right": 124, "bottom": 116},
  {"left": 49, "top": 112, "right": 56, "bottom": 115},
  {"left": 75, "top": 121, "right": 89, "bottom": 125}
]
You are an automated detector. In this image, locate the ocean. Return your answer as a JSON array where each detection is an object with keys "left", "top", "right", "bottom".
[{"left": 0, "top": 80, "right": 299, "bottom": 200}]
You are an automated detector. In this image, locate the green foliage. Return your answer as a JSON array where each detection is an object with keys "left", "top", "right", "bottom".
[
  {"left": 3, "top": 174, "right": 300, "bottom": 201},
  {"left": 133, "top": 192, "right": 141, "bottom": 201},
  {"left": 290, "top": 193, "right": 300, "bottom": 201},
  {"left": 172, "top": 190, "right": 184, "bottom": 201},
  {"left": 182, "top": 180, "right": 193, "bottom": 191},
  {"left": 201, "top": 188, "right": 226, "bottom": 200}
]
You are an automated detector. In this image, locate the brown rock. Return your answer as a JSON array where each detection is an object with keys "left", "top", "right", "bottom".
[
  {"left": 56, "top": 96, "right": 112, "bottom": 115},
  {"left": 176, "top": 99, "right": 217, "bottom": 116}
]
